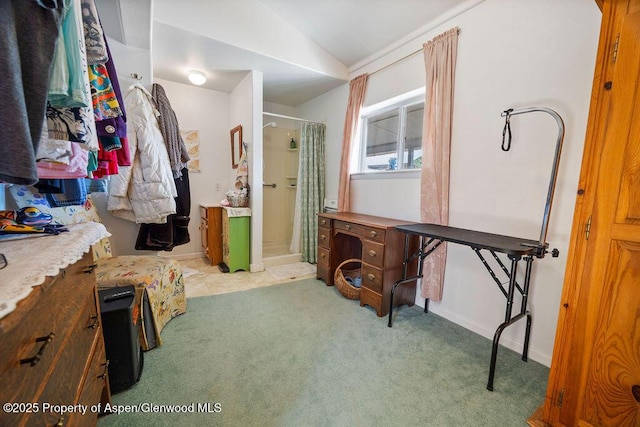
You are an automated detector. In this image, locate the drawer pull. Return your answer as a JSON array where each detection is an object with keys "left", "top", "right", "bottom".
[
  {"left": 20, "top": 332, "right": 55, "bottom": 366},
  {"left": 83, "top": 263, "right": 97, "bottom": 274},
  {"left": 369, "top": 230, "right": 378, "bottom": 238},
  {"left": 88, "top": 315, "right": 99, "bottom": 329},
  {"left": 98, "top": 360, "right": 110, "bottom": 379},
  {"left": 55, "top": 416, "right": 64, "bottom": 426},
  {"left": 345, "top": 224, "right": 351, "bottom": 230},
  {"left": 320, "top": 253, "right": 326, "bottom": 259},
  {"left": 367, "top": 273, "right": 375, "bottom": 281},
  {"left": 368, "top": 250, "right": 377, "bottom": 257},
  {"left": 320, "top": 235, "right": 326, "bottom": 240},
  {"left": 320, "top": 219, "right": 327, "bottom": 225}
]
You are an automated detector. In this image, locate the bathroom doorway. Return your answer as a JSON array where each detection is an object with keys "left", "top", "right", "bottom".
[{"left": 262, "top": 119, "right": 300, "bottom": 265}]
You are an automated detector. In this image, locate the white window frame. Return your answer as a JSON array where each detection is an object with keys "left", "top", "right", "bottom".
[{"left": 356, "top": 88, "right": 425, "bottom": 175}]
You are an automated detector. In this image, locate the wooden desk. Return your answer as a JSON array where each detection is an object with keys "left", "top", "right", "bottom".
[{"left": 317, "top": 212, "right": 418, "bottom": 317}]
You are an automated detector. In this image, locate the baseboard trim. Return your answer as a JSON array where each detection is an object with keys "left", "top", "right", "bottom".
[{"left": 424, "top": 303, "right": 552, "bottom": 367}]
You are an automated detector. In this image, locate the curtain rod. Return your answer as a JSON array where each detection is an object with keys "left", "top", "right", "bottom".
[
  {"left": 263, "top": 112, "right": 323, "bottom": 125},
  {"left": 369, "top": 27, "right": 460, "bottom": 77}
]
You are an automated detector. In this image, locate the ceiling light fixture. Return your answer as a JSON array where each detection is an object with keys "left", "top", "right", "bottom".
[{"left": 188, "top": 70, "right": 206, "bottom": 86}]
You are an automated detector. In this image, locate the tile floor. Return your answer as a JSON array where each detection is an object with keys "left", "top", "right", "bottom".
[{"left": 180, "top": 256, "right": 317, "bottom": 298}]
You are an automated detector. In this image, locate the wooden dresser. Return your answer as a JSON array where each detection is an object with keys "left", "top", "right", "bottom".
[
  {"left": 0, "top": 225, "right": 111, "bottom": 426},
  {"left": 317, "top": 212, "right": 418, "bottom": 317},
  {"left": 200, "top": 204, "right": 223, "bottom": 266}
]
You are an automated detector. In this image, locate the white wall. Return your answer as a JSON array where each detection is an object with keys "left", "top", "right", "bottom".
[
  {"left": 297, "top": 0, "right": 601, "bottom": 366},
  {"left": 230, "top": 71, "right": 265, "bottom": 272}
]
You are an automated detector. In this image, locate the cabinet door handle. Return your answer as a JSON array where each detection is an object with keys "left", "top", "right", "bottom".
[
  {"left": 368, "top": 250, "right": 377, "bottom": 257},
  {"left": 369, "top": 230, "right": 377, "bottom": 238},
  {"left": 367, "top": 273, "right": 375, "bottom": 281},
  {"left": 20, "top": 332, "right": 55, "bottom": 366}
]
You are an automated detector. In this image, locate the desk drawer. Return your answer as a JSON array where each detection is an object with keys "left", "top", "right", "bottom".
[
  {"left": 318, "top": 216, "right": 331, "bottom": 229},
  {"left": 361, "top": 264, "right": 383, "bottom": 293},
  {"left": 363, "top": 227, "right": 385, "bottom": 243},
  {"left": 317, "top": 246, "right": 330, "bottom": 268},
  {"left": 334, "top": 220, "right": 365, "bottom": 236},
  {"left": 363, "top": 240, "right": 384, "bottom": 268},
  {"left": 317, "top": 227, "right": 331, "bottom": 249}
]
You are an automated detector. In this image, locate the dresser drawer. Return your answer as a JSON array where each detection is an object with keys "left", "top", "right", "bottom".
[
  {"left": 334, "top": 220, "right": 365, "bottom": 236},
  {"left": 362, "top": 240, "right": 385, "bottom": 268},
  {"left": 363, "top": 227, "right": 385, "bottom": 243},
  {"left": 0, "top": 253, "right": 95, "bottom": 408},
  {"left": 361, "top": 264, "right": 383, "bottom": 293},
  {"left": 38, "top": 290, "right": 100, "bottom": 404}
]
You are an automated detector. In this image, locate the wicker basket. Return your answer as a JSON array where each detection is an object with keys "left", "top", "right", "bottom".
[
  {"left": 227, "top": 194, "right": 249, "bottom": 207},
  {"left": 334, "top": 258, "right": 362, "bottom": 300}
]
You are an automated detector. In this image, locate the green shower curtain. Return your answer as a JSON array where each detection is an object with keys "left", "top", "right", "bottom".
[{"left": 293, "top": 122, "right": 325, "bottom": 263}]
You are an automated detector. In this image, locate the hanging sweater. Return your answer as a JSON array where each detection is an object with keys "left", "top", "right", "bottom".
[{"left": 0, "top": 0, "right": 65, "bottom": 185}]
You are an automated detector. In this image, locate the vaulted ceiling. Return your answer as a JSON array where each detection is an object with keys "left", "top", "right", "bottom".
[{"left": 96, "top": 0, "right": 478, "bottom": 106}]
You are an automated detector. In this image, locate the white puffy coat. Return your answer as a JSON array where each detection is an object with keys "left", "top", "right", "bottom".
[{"left": 107, "top": 84, "right": 177, "bottom": 223}]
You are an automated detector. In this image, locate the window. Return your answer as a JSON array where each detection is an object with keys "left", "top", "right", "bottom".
[{"left": 358, "top": 92, "right": 424, "bottom": 172}]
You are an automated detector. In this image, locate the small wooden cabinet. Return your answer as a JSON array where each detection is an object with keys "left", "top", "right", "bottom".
[
  {"left": 317, "top": 212, "right": 418, "bottom": 317},
  {"left": 221, "top": 207, "right": 251, "bottom": 273},
  {"left": 200, "top": 204, "right": 223, "bottom": 266},
  {"left": 0, "top": 251, "right": 110, "bottom": 426}
]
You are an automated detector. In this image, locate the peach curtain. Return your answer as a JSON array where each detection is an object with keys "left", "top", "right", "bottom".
[
  {"left": 337, "top": 74, "right": 368, "bottom": 212},
  {"left": 420, "top": 27, "right": 459, "bottom": 301}
]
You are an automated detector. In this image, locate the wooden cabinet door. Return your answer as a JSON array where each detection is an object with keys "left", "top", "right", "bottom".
[{"left": 544, "top": 1, "right": 640, "bottom": 426}]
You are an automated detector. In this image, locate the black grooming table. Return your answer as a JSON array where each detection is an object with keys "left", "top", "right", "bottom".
[{"left": 388, "top": 223, "right": 551, "bottom": 391}]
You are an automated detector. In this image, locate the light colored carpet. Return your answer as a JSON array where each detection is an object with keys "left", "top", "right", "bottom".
[{"left": 98, "top": 278, "right": 548, "bottom": 426}]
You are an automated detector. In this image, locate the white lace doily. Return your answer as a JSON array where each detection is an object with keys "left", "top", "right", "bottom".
[{"left": 0, "top": 222, "right": 111, "bottom": 320}]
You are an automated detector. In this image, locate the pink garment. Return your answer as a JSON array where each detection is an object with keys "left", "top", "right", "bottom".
[
  {"left": 116, "top": 137, "right": 132, "bottom": 166},
  {"left": 37, "top": 141, "right": 89, "bottom": 179}
]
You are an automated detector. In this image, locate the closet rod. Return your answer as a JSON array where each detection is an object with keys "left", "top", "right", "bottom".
[{"left": 263, "top": 112, "right": 323, "bottom": 125}]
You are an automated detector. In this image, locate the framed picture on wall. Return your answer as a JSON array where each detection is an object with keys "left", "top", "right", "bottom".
[{"left": 230, "top": 125, "right": 242, "bottom": 169}]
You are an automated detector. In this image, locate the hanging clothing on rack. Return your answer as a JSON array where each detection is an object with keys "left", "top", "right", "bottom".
[
  {"left": 107, "top": 84, "right": 177, "bottom": 224},
  {"left": 80, "top": 0, "right": 107, "bottom": 64},
  {"left": 45, "top": 0, "right": 98, "bottom": 152},
  {"left": 47, "top": 0, "right": 90, "bottom": 109},
  {"left": 0, "top": 0, "right": 65, "bottom": 185},
  {"left": 136, "top": 84, "right": 193, "bottom": 250}
]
